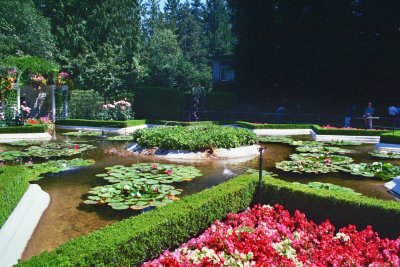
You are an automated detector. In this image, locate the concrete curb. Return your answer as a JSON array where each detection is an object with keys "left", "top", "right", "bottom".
[
  {"left": 311, "top": 130, "right": 381, "bottom": 144},
  {"left": 0, "top": 184, "right": 50, "bottom": 267},
  {"left": 376, "top": 143, "right": 400, "bottom": 152},
  {"left": 0, "top": 133, "right": 52, "bottom": 143}
]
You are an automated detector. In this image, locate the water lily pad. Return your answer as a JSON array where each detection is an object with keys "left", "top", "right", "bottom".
[
  {"left": 295, "top": 146, "right": 353, "bottom": 154},
  {"left": 276, "top": 160, "right": 340, "bottom": 174},
  {"left": 369, "top": 150, "right": 400, "bottom": 159},
  {"left": 246, "top": 168, "right": 277, "bottom": 177},
  {"left": 322, "top": 140, "right": 362, "bottom": 146},
  {"left": 340, "top": 162, "right": 400, "bottom": 181},
  {"left": 7, "top": 140, "right": 47, "bottom": 146},
  {"left": 258, "top": 136, "right": 294, "bottom": 145},
  {"left": 293, "top": 181, "right": 361, "bottom": 195},
  {"left": 106, "top": 135, "right": 135, "bottom": 141},
  {"left": 289, "top": 153, "right": 353, "bottom": 165},
  {"left": 62, "top": 131, "right": 102, "bottom": 137}
]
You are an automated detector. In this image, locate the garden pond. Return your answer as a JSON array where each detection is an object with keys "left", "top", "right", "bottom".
[{"left": 2, "top": 132, "right": 396, "bottom": 261}]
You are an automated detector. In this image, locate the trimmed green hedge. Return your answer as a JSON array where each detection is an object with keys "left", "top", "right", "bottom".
[
  {"left": 18, "top": 174, "right": 400, "bottom": 266},
  {"left": 55, "top": 119, "right": 147, "bottom": 128},
  {"left": 236, "top": 121, "right": 313, "bottom": 129},
  {"left": 204, "top": 92, "right": 236, "bottom": 112},
  {"left": 311, "top": 125, "right": 388, "bottom": 136},
  {"left": 0, "top": 166, "right": 31, "bottom": 228},
  {"left": 135, "top": 87, "right": 184, "bottom": 120},
  {"left": 18, "top": 175, "right": 258, "bottom": 266},
  {"left": 261, "top": 177, "right": 400, "bottom": 238},
  {"left": 0, "top": 125, "right": 46, "bottom": 134},
  {"left": 380, "top": 131, "right": 400, "bottom": 144}
]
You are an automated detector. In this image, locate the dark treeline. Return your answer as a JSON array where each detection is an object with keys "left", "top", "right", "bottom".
[
  {"left": 228, "top": 0, "right": 400, "bottom": 114},
  {"left": 1, "top": 0, "right": 235, "bottom": 100}
]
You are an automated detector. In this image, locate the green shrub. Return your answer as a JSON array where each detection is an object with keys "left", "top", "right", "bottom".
[
  {"left": 69, "top": 90, "right": 103, "bottom": 120},
  {"left": 0, "top": 166, "right": 31, "bottom": 227},
  {"left": 17, "top": 175, "right": 258, "bottom": 267},
  {"left": 132, "top": 124, "right": 258, "bottom": 150},
  {"left": 311, "top": 125, "right": 388, "bottom": 136},
  {"left": 236, "top": 121, "right": 313, "bottom": 129},
  {"left": 261, "top": 177, "right": 400, "bottom": 238},
  {"left": 134, "top": 87, "right": 184, "bottom": 120},
  {"left": 55, "top": 119, "right": 147, "bottom": 128},
  {"left": 380, "top": 131, "right": 400, "bottom": 144},
  {"left": 0, "top": 124, "right": 45, "bottom": 133}
]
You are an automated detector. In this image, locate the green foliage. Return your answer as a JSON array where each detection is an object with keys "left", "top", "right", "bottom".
[
  {"left": 8, "top": 140, "right": 46, "bottom": 146},
  {"left": 132, "top": 124, "right": 258, "bottom": 150},
  {"left": 134, "top": 86, "right": 184, "bottom": 120},
  {"left": 0, "top": 143, "right": 95, "bottom": 161},
  {"left": 311, "top": 125, "right": 388, "bottom": 136},
  {"left": 258, "top": 136, "right": 294, "bottom": 144},
  {"left": 0, "top": 166, "right": 31, "bottom": 228},
  {"left": 261, "top": 177, "right": 400, "bottom": 238},
  {"left": 0, "top": 125, "right": 45, "bottom": 134},
  {"left": 340, "top": 162, "right": 400, "bottom": 181},
  {"left": 295, "top": 146, "right": 353, "bottom": 154},
  {"left": 96, "top": 163, "right": 202, "bottom": 184},
  {"left": 25, "top": 158, "right": 95, "bottom": 181},
  {"left": 18, "top": 174, "right": 257, "bottom": 266},
  {"left": 293, "top": 182, "right": 361, "bottom": 195},
  {"left": 0, "top": 0, "right": 56, "bottom": 59},
  {"left": 68, "top": 90, "right": 103, "bottom": 120},
  {"left": 106, "top": 135, "right": 135, "bottom": 141},
  {"left": 62, "top": 131, "right": 102, "bottom": 137},
  {"left": 55, "top": 119, "right": 147, "bottom": 128},
  {"left": 276, "top": 160, "right": 340, "bottom": 174},
  {"left": 289, "top": 153, "right": 354, "bottom": 165},
  {"left": 369, "top": 150, "right": 400, "bottom": 159},
  {"left": 322, "top": 140, "right": 362, "bottom": 146},
  {"left": 380, "top": 131, "right": 400, "bottom": 144},
  {"left": 236, "top": 121, "right": 313, "bottom": 129}
]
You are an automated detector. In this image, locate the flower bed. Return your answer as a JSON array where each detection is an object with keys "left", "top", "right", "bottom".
[
  {"left": 143, "top": 205, "right": 399, "bottom": 266},
  {"left": 132, "top": 125, "right": 258, "bottom": 150}
]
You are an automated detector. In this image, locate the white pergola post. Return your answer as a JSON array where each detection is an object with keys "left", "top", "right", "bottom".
[{"left": 51, "top": 85, "right": 56, "bottom": 122}]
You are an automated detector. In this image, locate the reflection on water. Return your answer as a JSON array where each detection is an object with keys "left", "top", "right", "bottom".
[{"left": 19, "top": 134, "right": 397, "bottom": 260}]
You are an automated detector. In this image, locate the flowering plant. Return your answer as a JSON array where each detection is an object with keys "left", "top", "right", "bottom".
[
  {"left": 143, "top": 205, "right": 399, "bottom": 266},
  {"left": 56, "top": 71, "right": 70, "bottom": 86},
  {"left": 0, "top": 69, "right": 17, "bottom": 99},
  {"left": 31, "top": 74, "right": 47, "bottom": 89},
  {"left": 100, "top": 99, "right": 133, "bottom": 121}
]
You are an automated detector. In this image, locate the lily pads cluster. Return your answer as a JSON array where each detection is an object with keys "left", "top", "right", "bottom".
[
  {"left": 340, "top": 162, "right": 400, "bottom": 181},
  {"left": 25, "top": 158, "right": 96, "bottom": 180},
  {"left": 276, "top": 160, "right": 339, "bottom": 174},
  {"left": 258, "top": 136, "right": 294, "bottom": 145},
  {"left": 369, "top": 150, "right": 400, "bottom": 159},
  {"left": 85, "top": 163, "right": 202, "bottom": 210},
  {"left": 7, "top": 140, "right": 47, "bottom": 146},
  {"left": 289, "top": 153, "right": 354, "bottom": 165},
  {"left": 106, "top": 135, "right": 135, "bottom": 141},
  {"left": 62, "top": 131, "right": 102, "bottom": 137},
  {"left": 322, "top": 140, "right": 362, "bottom": 146},
  {"left": 295, "top": 146, "right": 353, "bottom": 154},
  {"left": 293, "top": 181, "right": 361, "bottom": 195},
  {"left": 0, "top": 142, "right": 95, "bottom": 161}
]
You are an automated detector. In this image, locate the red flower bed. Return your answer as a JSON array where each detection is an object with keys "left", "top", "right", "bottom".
[{"left": 142, "top": 205, "right": 399, "bottom": 266}]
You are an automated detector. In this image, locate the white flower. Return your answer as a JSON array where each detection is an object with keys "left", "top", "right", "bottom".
[{"left": 334, "top": 232, "right": 350, "bottom": 242}]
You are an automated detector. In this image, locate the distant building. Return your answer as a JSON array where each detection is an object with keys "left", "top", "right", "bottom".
[{"left": 212, "top": 55, "right": 235, "bottom": 85}]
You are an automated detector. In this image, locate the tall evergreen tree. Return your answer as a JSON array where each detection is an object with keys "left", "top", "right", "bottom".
[
  {"left": 164, "top": 0, "right": 180, "bottom": 31},
  {"left": 206, "top": 0, "right": 235, "bottom": 57}
]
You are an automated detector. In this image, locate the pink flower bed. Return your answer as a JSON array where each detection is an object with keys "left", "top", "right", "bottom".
[
  {"left": 142, "top": 205, "right": 399, "bottom": 266},
  {"left": 322, "top": 125, "right": 365, "bottom": 130}
]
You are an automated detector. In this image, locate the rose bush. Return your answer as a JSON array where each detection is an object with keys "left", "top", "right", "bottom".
[{"left": 143, "top": 205, "right": 399, "bottom": 266}]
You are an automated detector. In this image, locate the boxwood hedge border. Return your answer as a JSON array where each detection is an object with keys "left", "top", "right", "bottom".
[
  {"left": 236, "top": 121, "right": 314, "bottom": 129},
  {"left": 19, "top": 175, "right": 400, "bottom": 266},
  {"left": 311, "top": 125, "right": 388, "bottom": 136},
  {"left": 0, "top": 125, "right": 46, "bottom": 134},
  {"left": 0, "top": 166, "right": 31, "bottom": 228}
]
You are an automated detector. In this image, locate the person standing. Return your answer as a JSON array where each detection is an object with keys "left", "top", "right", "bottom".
[
  {"left": 388, "top": 105, "right": 398, "bottom": 127},
  {"left": 363, "top": 102, "right": 375, "bottom": 129},
  {"left": 344, "top": 105, "right": 356, "bottom": 128}
]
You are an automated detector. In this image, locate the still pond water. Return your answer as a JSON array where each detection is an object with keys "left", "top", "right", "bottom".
[{"left": 4, "top": 133, "right": 394, "bottom": 260}]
